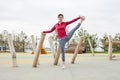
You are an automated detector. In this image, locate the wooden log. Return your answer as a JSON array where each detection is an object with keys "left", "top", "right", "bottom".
[
  {"left": 32, "top": 33, "right": 46, "bottom": 67},
  {"left": 112, "top": 41, "right": 120, "bottom": 45},
  {"left": 53, "top": 46, "right": 61, "bottom": 65},
  {"left": 31, "top": 35, "right": 40, "bottom": 65},
  {"left": 71, "top": 37, "right": 83, "bottom": 64},
  {"left": 108, "top": 35, "right": 113, "bottom": 60},
  {"left": 7, "top": 34, "right": 18, "bottom": 67},
  {"left": 87, "top": 38, "right": 94, "bottom": 56},
  {"left": 48, "top": 36, "right": 55, "bottom": 58},
  {"left": 106, "top": 41, "right": 120, "bottom": 45}
]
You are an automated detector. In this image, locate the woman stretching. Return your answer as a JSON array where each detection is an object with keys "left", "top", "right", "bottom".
[{"left": 43, "top": 14, "right": 85, "bottom": 69}]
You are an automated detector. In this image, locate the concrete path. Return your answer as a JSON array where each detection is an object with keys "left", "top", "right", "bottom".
[{"left": 0, "top": 53, "right": 120, "bottom": 80}]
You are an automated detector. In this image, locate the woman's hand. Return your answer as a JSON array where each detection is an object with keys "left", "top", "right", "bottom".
[{"left": 41, "top": 32, "right": 46, "bottom": 35}]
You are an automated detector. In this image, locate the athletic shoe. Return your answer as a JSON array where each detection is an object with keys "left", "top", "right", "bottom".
[{"left": 61, "top": 65, "right": 66, "bottom": 69}]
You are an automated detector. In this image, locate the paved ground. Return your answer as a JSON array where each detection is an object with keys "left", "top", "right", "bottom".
[{"left": 0, "top": 53, "right": 120, "bottom": 80}]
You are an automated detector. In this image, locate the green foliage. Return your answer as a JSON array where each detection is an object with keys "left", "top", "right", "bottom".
[
  {"left": 77, "top": 28, "right": 98, "bottom": 51},
  {"left": 0, "top": 30, "right": 8, "bottom": 52},
  {"left": 0, "top": 29, "right": 120, "bottom": 53},
  {"left": 100, "top": 33, "right": 120, "bottom": 52},
  {"left": 13, "top": 31, "right": 28, "bottom": 52},
  {"left": 100, "top": 33, "right": 108, "bottom": 51},
  {"left": 112, "top": 33, "right": 120, "bottom": 51},
  {"left": 0, "top": 30, "right": 29, "bottom": 52}
]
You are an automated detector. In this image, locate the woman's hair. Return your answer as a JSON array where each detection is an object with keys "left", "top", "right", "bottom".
[{"left": 58, "top": 14, "right": 64, "bottom": 18}]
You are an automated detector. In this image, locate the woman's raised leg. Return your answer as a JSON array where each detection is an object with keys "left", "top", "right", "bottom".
[
  {"left": 66, "top": 23, "right": 81, "bottom": 41},
  {"left": 66, "top": 18, "right": 84, "bottom": 42}
]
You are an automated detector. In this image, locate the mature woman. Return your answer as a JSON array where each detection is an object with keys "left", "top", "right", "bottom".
[{"left": 43, "top": 14, "right": 85, "bottom": 69}]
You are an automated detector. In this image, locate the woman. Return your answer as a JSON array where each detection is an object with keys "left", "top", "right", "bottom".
[{"left": 43, "top": 14, "right": 85, "bottom": 69}]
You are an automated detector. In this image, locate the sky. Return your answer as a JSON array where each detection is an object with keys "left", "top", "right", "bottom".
[{"left": 0, "top": 0, "right": 120, "bottom": 38}]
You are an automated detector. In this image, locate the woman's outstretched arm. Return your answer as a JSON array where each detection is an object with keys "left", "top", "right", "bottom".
[{"left": 43, "top": 26, "right": 56, "bottom": 33}]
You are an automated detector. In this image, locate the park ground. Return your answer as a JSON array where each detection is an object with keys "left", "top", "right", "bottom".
[{"left": 0, "top": 53, "right": 120, "bottom": 80}]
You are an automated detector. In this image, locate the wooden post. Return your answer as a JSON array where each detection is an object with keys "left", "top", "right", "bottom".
[
  {"left": 87, "top": 38, "right": 94, "bottom": 56},
  {"left": 32, "top": 33, "right": 46, "bottom": 67},
  {"left": 54, "top": 46, "right": 61, "bottom": 65},
  {"left": 48, "top": 36, "right": 56, "bottom": 58},
  {"left": 108, "top": 35, "right": 113, "bottom": 60},
  {"left": 7, "top": 34, "right": 18, "bottom": 67},
  {"left": 71, "top": 37, "right": 83, "bottom": 64},
  {"left": 31, "top": 35, "right": 40, "bottom": 65}
]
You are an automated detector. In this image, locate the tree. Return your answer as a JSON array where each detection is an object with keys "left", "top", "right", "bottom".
[
  {"left": 113, "top": 33, "right": 120, "bottom": 51},
  {"left": 1, "top": 30, "right": 8, "bottom": 52},
  {"left": 13, "top": 31, "right": 28, "bottom": 52},
  {"left": 100, "top": 33, "right": 120, "bottom": 52},
  {"left": 77, "top": 28, "right": 98, "bottom": 51},
  {"left": 100, "top": 33, "right": 108, "bottom": 51},
  {"left": 0, "top": 30, "right": 9, "bottom": 52},
  {"left": 52, "top": 31, "right": 58, "bottom": 52},
  {"left": 0, "top": 34, "right": 4, "bottom": 51}
]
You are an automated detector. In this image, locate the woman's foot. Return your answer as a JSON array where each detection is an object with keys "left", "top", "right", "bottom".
[
  {"left": 61, "top": 64, "right": 66, "bottom": 69},
  {"left": 80, "top": 16, "right": 85, "bottom": 24},
  {"left": 61, "top": 62, "right": 66, "bottom": 69},
  {"left": 81, "top": 16, "right": 85, "bottom": 20}
]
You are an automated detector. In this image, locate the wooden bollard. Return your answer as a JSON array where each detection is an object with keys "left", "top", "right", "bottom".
[
  {"left": 71, "top": 37, "right": 83, "bottom": 64},
  {"left": 32, "top": 33, "right": 46, "bottom": 67},
  {"left": 31, "top": 35, "right": 40, "bottom": 65},
  {"left": 48, "top": 36, "right": 56, "bottom": 58},
  {"left": 87, "top": 38, "right": 94, "bottom": 56},
  {"left": 108, "top": 35, "right": 113, "bottom": 60},
  {"left": 108, "top": 35, "right": 120, "bottom": 60},
  {"left": 7, "top": 34, "right": 18, "bottom": 67},
  {"left": 54, "top": 46, "right": 61, "bottom": 65}
]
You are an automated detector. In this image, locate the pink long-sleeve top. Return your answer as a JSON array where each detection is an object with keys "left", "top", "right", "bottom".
[{"left": 43, "top": 17, "right": 80, "bottom": 38}]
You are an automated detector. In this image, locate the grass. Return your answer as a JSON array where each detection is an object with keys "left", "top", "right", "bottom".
[
  {"left": 0, "top": 50, "right": 120, "bottom": 54},
  {"left": 112, "top": 51, "right": 120, "bottom": 54}
]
